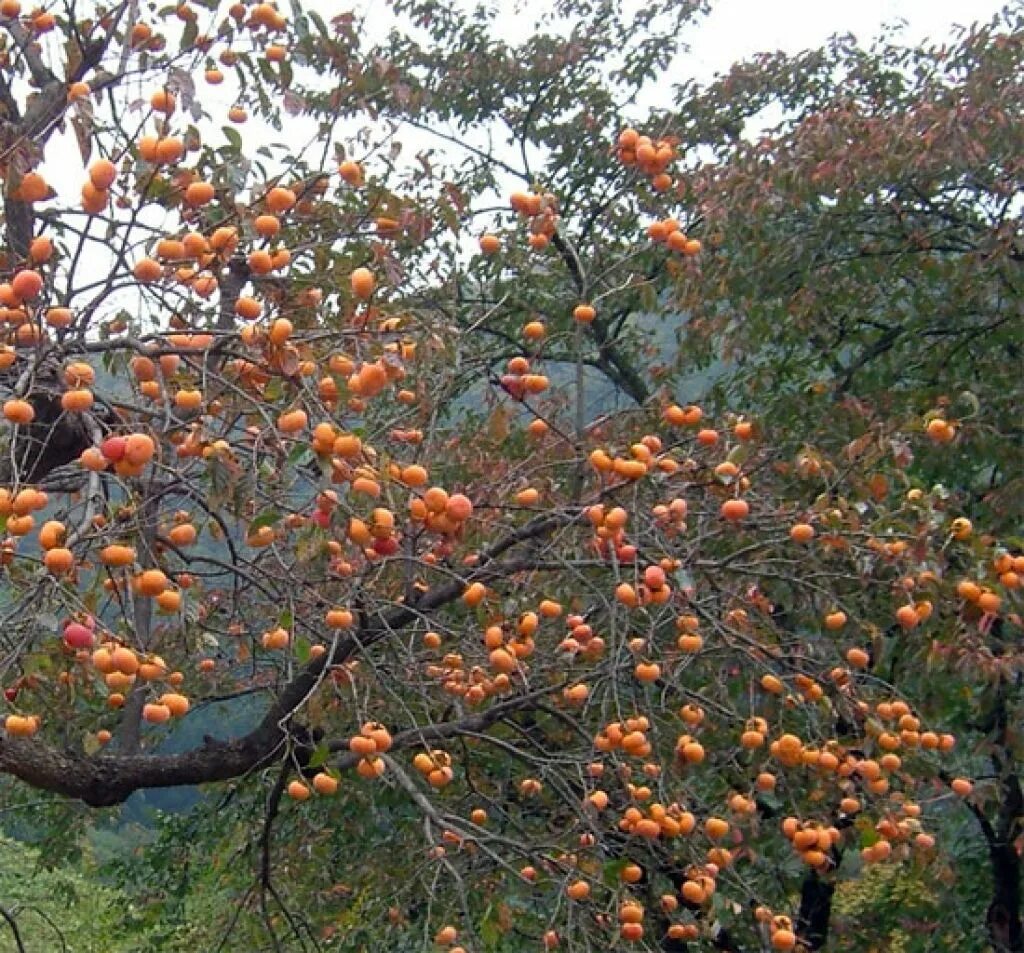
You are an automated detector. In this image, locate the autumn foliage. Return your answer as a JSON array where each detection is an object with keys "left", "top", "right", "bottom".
[{"left": 0, "top": 1, "right": 1020, "bottom": 951}]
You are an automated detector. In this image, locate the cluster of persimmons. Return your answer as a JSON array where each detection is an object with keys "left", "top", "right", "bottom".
[{"left": 0, "top": 5, "right": 1015, "bottom": 940}]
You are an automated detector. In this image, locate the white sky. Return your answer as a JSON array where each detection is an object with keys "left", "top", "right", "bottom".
[
  {"left": 683, "top": 0, "right": 1009, "bottom": 80},
  {"left": 341, "top": 0, "right": 1012, "bottom": 74}
]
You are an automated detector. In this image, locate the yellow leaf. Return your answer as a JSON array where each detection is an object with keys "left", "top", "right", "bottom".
[{"left": 487, "top": 405, "right": 511, "bottom": 442}]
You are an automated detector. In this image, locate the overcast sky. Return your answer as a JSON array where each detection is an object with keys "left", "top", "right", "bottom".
[
  {"left": 685, "top": 0, "right": 1010, "bottom": 79},
  {"left": 352, "top": 0, "right": 1011, "bottom": 75}
]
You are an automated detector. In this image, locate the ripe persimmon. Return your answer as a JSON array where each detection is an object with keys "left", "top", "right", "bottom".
[
  {"left": 789, "top": 522, "right": 815, "bottom": 543},
  {"left": 566, "top": 880, "right": 590, "bottom": 901},
  {"left": 339, "top": 160, "right": 363, "bottom": 185},
  {"left": 287, "top": 780, "right": 311, "bottom": 800},
  {"left": 720, "top": 499, "right": 748, "bottom": 521},
  {"left": 248, "top": 249, "right": 273, "bottom": 274},
  {"left": 134, "top": 258, "right": 162, "bottom": 282},
  {"left": 1, "top": 395, "right": 37, "bottom": 425},
  {"left": 895, "top": 605, "right": 920, "bottom": 629},
  {"left": 926, "top": 417, "right": 956, "bottom": 443},
  {"left": 11, "top": 269, "right": 42, "bottom": 299},
  {"left": 89, "top": 158, "right": 117, "bottom": 190},
  {"left": 479, "top": 233, "right": 500, "bottom": 254},
  {"left": 17, "top": 172, "right": 49, "bottom": 202},
  {"left": 60, "top": 389, "right": 94, "bottom": 412},
  {"left": 124, "top": 433, "right": 155, "bottom": 465},
  {"left": 350, "top": 266, "right": 374, "bottom": 299},
  {"left": 5, "top": 714, "right": 40, "bottom": 737},
  {"left": 159, "top": 692, "right": 190, "bottom": 716},
  {"left": 262, "top": 627, "right": 290, "bottom": 650},
  {"left": 313, "top": 772, "right": 338, "bottom": 795},
  {"left": 326, "top": 608, "right": 354, "bottom": 628},
  {"left": 150, "top": 88, "right": 176, "bottom": 113},
  {"left": 254, "top": 214, "right": 280, "bottom": 237},
  {"left": 265, "top": 186, "right": 296, "bottom": 213},
  {"left": 184, "top": 181, "right": 215, "bottom": 205},
  {"left": 29, "top": 235, "right": 53, "bottom": 262},
  {"left": 772, "top": 928, "right": 797, "bottom": 950},
  {"left": 43, "top": 547, "right": 74, "bottom": 574},
  {"left": 143, "top": 702, "right": 172, "bottom": 724},
  {"left": 824, "top": 611, "right": 847, "bottom": 630},
  {"left": 137, "top": 569, "right": 169, "bottom": 596}
]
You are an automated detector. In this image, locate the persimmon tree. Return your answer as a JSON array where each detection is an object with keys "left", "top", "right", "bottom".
[
  {"left": 671, "top": 16, "right": 1024, "bottom": 953},
  {"left": 0, "top": 1, "right": 1020, "bottom": 952},
  {"left": 675, "top": 16, "right": 1023, "bottom": 524}
]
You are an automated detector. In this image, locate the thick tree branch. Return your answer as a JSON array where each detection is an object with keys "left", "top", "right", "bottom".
[
  {"left": 796, "top": 869, "right": 836, "bottom": 950},
  {"left": 0, "top": 512, "right": 577, "bottom": 806}
]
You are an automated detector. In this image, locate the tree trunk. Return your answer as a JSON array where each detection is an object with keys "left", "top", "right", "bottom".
[{"left": 797, "top": 869, "right": 835, "bottom": 950}]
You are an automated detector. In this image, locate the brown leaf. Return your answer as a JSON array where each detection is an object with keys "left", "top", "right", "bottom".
[
  {"left": 487, "top": 405, "right": 511, "bottom": 443},
  {"left": 869, "top": 473, "right": 888, "bottom": 501},
  {"left": 71, "top": 108, "right": 94, "bottom": 165},
  {"left": 443, "top": 182, "right": 467, "bottom": 213},
  {"left": 496, "top": 902, "right": 513, "bottom": 932},
  {"left": 844, "top": 433, "right": 873, "bottom": 462},
  {"left": 64, "top": 37, "right": 83, "bottom": 79},
  {"left": 167, "top": 66, "right": 196, "bottom": 115}
]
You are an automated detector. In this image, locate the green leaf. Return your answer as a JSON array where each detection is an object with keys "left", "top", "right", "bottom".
[
  {"left": 248, "top": 509, "right": 281, "bottom": 531},
  {"left": 308, "top": 741, "right": 330, "bottom": 768},
  {"left": 602, "top": 857, "right": 628, "bottom": 886},
  {"left": 289, "top": 0, "right": 307, "bottom": 35},
  {"left": 222, "top": 125, "right": 243, "bottom": 152},
  {"left": 307, "top": 9, "right": 329, "bottom": 38},
  {"left": 180, "top": 18, "right": 198, "bottom": 53}
]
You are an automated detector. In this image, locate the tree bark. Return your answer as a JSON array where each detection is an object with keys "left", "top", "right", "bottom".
[
  {"left": 988, "top": 766, "right": 1024, "bottom": 953},
  {"left": 796, "top": 869, "right": 835, "bottom": 950},
  {"left": 988, "top": 837, "right": 1023, "bottom": 953}
]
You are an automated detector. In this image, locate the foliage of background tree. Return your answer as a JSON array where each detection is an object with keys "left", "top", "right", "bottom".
[
  {"left": 0, "top": 1, "right": 1020, "bottom": 951},
  {"left": 0, "top": 833, "right": 175, "bottom": 952}
]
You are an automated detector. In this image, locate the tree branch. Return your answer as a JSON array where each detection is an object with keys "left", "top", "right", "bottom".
[
  {"left": 0, "top": 513, "right": 577, "bottom": 806},
  {"left": 0, "top": 905, "right": 25, "bottom": 953}
]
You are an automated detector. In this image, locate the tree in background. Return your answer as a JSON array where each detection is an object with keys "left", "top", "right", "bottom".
[{"left": 0, "top": 1, "right": 1019, "bottom": 951}]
